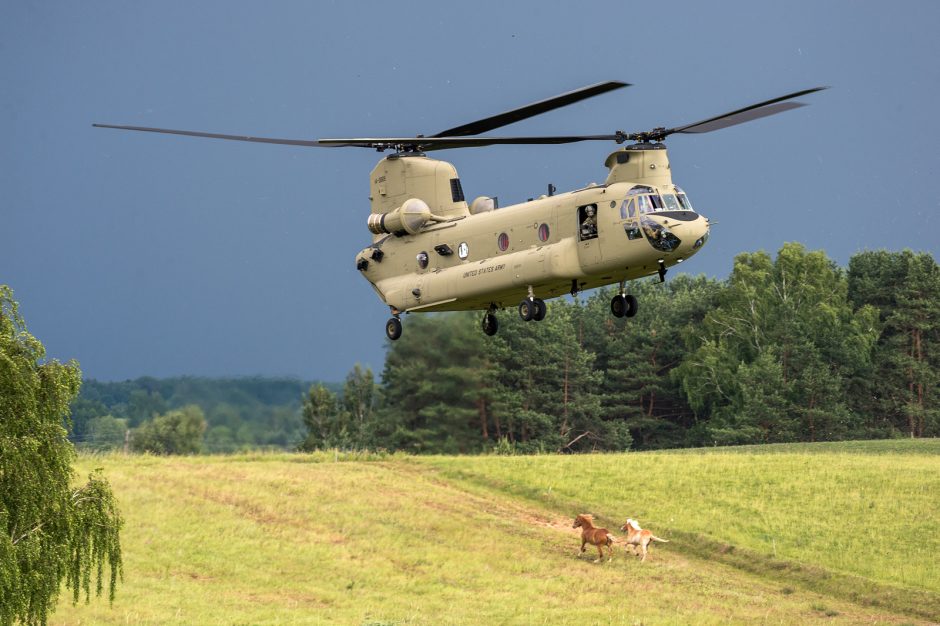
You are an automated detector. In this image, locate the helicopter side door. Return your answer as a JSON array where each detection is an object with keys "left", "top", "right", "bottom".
[{"left": 576, "top": 201, "right": 603, "bottom": 268}]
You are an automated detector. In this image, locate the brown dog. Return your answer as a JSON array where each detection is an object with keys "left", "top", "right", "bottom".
[
  {"left": 620, "top": 518, "right": 669, "bottom": 561},
  {"left": 573, "top": 514, "right": 614, "bottom": 562}
]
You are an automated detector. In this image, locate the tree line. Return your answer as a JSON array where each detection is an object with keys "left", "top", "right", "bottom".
[
  {"left": 70, "top": 377, "right": 330, "bottom": 453},
  {"left": 66, "top": 244, "right": 938, "bottom": 456},
  {"left": 302, "top": 245, "right": 939, "bottom": 453}
]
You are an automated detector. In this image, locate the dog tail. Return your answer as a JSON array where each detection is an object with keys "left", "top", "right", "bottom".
[{"left": 651, "top": 535, "right": 669, "bottom": 543}]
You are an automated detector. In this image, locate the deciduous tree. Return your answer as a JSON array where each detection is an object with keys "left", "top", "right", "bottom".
[
  {"left": 676, "top": 244, "right": 878, "bottom": 443},
  {"left": 0, "top": 286, "right": 122, "bottom": 626},
  {"left": 130, "top": 405, "right": 207, "bottom": 454}
]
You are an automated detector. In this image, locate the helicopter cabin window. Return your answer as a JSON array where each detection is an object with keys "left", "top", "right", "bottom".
[
  {"left": 538, "top": 223, "right": 550, "bottom": 242},
  {"left": 450, "top": 178, "right": 465, "bottom": 203},
  {"left": 497, "top": 232, "right": 510, "bottom": 252},
  {"left": 620, "top": 198, "right": 636, "bottom": 219},
  {"left": 578, "top": 204, "right": 598, "bottom": 241},
  {"left": 417, "top": 251, "right": 429, "bottom": 270}
]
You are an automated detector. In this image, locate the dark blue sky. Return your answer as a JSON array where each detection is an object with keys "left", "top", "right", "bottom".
[{"left": 3, "top": 1, "right": 939, "bottom": 382}]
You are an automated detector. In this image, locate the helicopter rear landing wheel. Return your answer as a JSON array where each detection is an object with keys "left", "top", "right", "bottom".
[
  {"left": 482, "top": 312, "right": 499, "bottom": 336},
  {"left": 385, "top": 317, "right": 402, "bottom": 341},
  {"left": 611, "top": 294, "right": 639, "bottom": 318}
]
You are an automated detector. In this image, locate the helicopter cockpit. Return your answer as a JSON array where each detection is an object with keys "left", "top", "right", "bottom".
[{"left": 620, "top": 185, "right": 697, "bottom": 253}]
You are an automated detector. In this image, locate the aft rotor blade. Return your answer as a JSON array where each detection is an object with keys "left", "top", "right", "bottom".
[
  {"left": 431, "top": 81, "right": 629, "bottom": 138},
  {"left": 93, "top": 124, "right": 329, "bottom": 147},
  {"left": 665, "top": 86, "right": 829, "bottom": 136}
]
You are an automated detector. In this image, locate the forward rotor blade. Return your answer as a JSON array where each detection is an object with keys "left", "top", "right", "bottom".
[
  {"left": 93, "top": 123, "right": 621, "bottom": 152},
  {"left": 93, "top": 124, "right": 328, "bottom": 147},
  {"left": 318, "top": 134, "right": 622, "bottom": 151},
  {"left": 431, "top": 81, "right": 629, "bottom": 138},
  {"left": 665, "top": 86, "right": 829, "bottom": 136}
]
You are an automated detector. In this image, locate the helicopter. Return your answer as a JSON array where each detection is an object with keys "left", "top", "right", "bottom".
[{"left": 95, "top": 81, "right": 826, "bottom": 340}]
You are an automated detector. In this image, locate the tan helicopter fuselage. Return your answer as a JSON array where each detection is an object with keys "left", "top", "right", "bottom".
[{"left": 356, "top": 144, "right": 710, "bottom": 313}]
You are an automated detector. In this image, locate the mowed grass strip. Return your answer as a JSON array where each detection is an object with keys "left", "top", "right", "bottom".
[
  {"left": 51, "top": 452, "right": 928, "bottom": 625},
  {"left": 419, "top": 439, "right": 940, "bottom": 619}
]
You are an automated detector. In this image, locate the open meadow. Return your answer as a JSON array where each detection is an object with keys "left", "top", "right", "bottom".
[{"left": 53, "top": 440, "right": 939, "bottom": 625}]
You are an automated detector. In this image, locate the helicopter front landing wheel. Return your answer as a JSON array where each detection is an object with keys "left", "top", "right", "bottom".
[
  {"left": 519, "top": 298, "right": 535, "bottom": 322},
  {"left": 610, "top": 294, "right": 638, "bottom": 318},
  {"left": 482, "top": 312, "right": 499, "bottom": 336},
  {"left": 385, "top": 317, "right": 403, "bottom": 341}
]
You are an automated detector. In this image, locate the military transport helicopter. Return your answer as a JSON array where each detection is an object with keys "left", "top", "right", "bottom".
[{"left": 95, "top": 81, "right": 826, "bottom": 340}]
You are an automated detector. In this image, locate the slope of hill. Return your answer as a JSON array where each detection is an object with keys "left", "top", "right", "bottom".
[{"left": 53, "top": 441, "right": 938, "bottom": 625}]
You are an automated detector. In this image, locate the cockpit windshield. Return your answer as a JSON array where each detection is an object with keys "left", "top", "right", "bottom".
[
  {"left": 624, "top": 185, "right": 694, "bottom": 215},
  {"left": 627, "top": 185, "right": 665, "bottom": 215},
  {"left": 661, "top": 194, "right": 681, "bottom": 210}
]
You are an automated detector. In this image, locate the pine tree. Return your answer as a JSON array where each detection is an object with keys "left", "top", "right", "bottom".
[
  {"left": 848, "top": 250, "right": 940, "bottom": 436},
  {"left": 587, "top": 275, "right": 719, "bottom": 449}
]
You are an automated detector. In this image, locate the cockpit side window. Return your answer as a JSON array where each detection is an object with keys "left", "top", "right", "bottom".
[{"left": 675, "top": 186, "right": 694, "bottom": 211}]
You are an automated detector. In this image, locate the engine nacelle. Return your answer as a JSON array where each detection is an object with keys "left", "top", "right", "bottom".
[
  {"left": 469, "top": 196, "right": 496, "bottom": 215},
  {"left": 367, "top": 198, "right": 432, "bottom": 235}
]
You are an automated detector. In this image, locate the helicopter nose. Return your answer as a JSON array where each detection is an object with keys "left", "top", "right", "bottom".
[{"left": 688, "top": 214, "right": 710, "bottom": 253}]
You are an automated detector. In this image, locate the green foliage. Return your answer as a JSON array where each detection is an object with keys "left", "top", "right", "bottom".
[
  {"left": 298, "top": 365, "right": 379, "bottom": 451},
  {"left": 377, "top": 314, "right": 497, "bottom": 453},
  {"left": 130, "top": 405, "right": 207, "bottom": 455},
  {"left": 848, "top": 250, "right": 940, "bottom": 437},
  {"left": 675, "top": 243, "right": 879, "bottom": 443},
  {"left": 64, "top": 245, "right": 940, "bottom": 458},
  {"left": 84, "top": 416, "right": 128, "bottom": 452},
  {"left": 491, "top": 301, "right": 615, "bottom": 452},
  {"left": 0, "top": 285, "right": 122, "bottom": 626},
  {"left": 585, "top": 275, "right": 719, "bottom": 449},
  {"left": 73, "top": 377, "right": 314, "bottom": 453},
  {"left": 372, "top": 245, "right": 936, "bottom": 454},
  {"left": 299, "top": 383, "right": 343, "bottom": 450},
  {"left": 374, "top": 305, "right": 625, "bottom": 454}
]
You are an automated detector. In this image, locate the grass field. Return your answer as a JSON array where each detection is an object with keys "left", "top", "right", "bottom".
[{"left": 52, "top": 440, "right": 939, "bottom": 625}]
